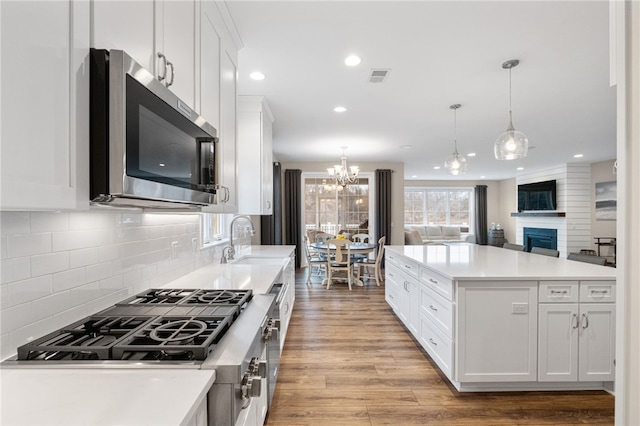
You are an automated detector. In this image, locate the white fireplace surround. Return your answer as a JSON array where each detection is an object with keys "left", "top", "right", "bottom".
[{"left": 515, "top": 164, "right": 591, "bottom": 258}]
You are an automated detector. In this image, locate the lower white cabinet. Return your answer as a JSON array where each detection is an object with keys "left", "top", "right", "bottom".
[
  {"left": 456, "top": 281, "right": 538, "bottom": 383},
  {"left": 538, "top": 298, "right": 615, "bottom": 382}
]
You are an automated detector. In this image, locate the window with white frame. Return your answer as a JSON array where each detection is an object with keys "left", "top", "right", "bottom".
[
  {"left": 201, "top": 213, "right": 225, "bottom": 246},
  {"left": 404, "top": 187, "right": 473, "bottom": 230}
]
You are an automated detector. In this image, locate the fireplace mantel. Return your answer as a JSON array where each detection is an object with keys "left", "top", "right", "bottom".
[{"left": 511, "top": 212, "right": 566, "bottom": 217}]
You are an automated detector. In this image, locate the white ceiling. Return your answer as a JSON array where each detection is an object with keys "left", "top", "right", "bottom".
[{"left": 226, "top": 1, "right": 616, "bottom": 181}]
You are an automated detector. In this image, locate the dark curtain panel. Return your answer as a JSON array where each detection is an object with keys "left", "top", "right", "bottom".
[
  {"left": 260, "top": 162, "right": 282, "bottom": 245},
  {"left": 375, "top": 169, "right": 392, "bottom": 247},
  {"left": 475, "top": 185, "right": 488, "bottom": 245},
  {"left": 284, "top": 169, "right": 302, "bottom": 268}
]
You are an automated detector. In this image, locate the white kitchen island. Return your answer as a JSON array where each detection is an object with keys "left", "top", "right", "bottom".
[{"left": 385, "top": 244, "right": 616, "bottom": 392}]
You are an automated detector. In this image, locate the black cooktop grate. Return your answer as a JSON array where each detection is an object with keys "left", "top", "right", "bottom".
[
  {"left": 17, "top": 316, "right": 155, "bottom": 361},
  {"left": 112, "top": 315, "right": 232, "bottom": 361},
  {"left": 120, "top": 289, "right": 199, "bottom": 305}
]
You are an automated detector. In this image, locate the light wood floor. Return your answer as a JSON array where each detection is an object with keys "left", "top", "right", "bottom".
[{"left": 265, "top": 267, "right": 614, "bottom": 425}]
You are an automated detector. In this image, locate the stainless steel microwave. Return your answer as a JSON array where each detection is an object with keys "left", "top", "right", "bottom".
[{"left": 90, "top": 49, "right": 227, "bottom": 209}]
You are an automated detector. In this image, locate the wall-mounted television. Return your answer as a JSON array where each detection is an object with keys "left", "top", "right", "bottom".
[{"left": 518, "top": 180, "right": 557, "bottom": 211}]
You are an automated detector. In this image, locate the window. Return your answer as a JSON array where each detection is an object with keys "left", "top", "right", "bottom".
[
  {"left": 404, "top": 187, "right": 473, "bottom": 229},
  {"left": 304, "top": 177, "right": 370, "bottom": 236},
  {"left": 201, "top": 213, "right": 225, "bottom": 246}
]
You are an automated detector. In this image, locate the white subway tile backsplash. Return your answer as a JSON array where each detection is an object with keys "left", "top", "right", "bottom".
[
  {"left": 52, "top": 268, "right": 87, "bottom": 293},
  {"left": 31, "top": 291, "right": 71, "bottom": 322},
  {"left": 1, "top": 302, "right": 33, "bottom": 333},
  {"left": 69, "top": 247, "right": 100, "bottom": 268},
  {"left": 85, "top": 262, "right": 112, "bottom": 283},
  {"left": 30, "top": 212, "right": 70, "bottom": 233},
  {"left": 1, "top": 236, "right": 7, "bottom": 259},
  {"left": 1, "top": 257, "right": 31, "bottom": 284},
  {"left": 0, "top": 210, "right": 219, "bottom": 360},
  {"left": 51, "top": 228, "right": 113, "bottom": 252},
  {"left": 7, "top": 233, "right": 51, "bottom": 258},
  {"left": 8, "top": 275, "right": 52, "bottom": 306},
  {"left": 0, "top": 212, "right": 30, "bottom": 236},
  {"left": 31, "top": 251, "right": 69, "bottom": 277},
  {"left": 69, "top": 281, "right": 101, "bottom": 306}
]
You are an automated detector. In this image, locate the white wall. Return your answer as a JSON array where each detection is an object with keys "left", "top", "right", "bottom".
[
  {"left": 279, "top": 161, "right": 404, "bottom": 245},
  {"left": 0, "top": 210, "right": 229, "bottom": 360},
  {"left": 498, "top": 178, "right": 517, "bottom": 244},
  {"left": 591, "top": 159, "right": 617, "bottom": 256}
]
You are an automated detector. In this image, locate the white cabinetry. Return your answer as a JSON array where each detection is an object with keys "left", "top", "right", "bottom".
[
  {"left": 278, "top": 253, "right": 296, "bottom": 352},
  {"left": 538, "top": 281, "right": 615, "bottom": 382},
  {"left": 93, "top": 0, "right": 199, "bottom": 109},
  {"left": 200, "top": 2, "right": 238, "bottom": 212},
  {"left": 237, "top": 96, "right": 274, "bottom": 215},
  {"left": 0, "top": 0, "right": 90, "bottom": 210},
  {"left": 456, "top": 281, "right": 539, "bottom": 382}
]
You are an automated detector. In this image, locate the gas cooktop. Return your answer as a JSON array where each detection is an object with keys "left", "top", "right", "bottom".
[{"left": 14, "top": 289, "right": 253, "bottom": 362}]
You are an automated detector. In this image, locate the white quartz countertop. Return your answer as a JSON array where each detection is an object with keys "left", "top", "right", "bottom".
[
  {"left": 0, "top": 369, "right": 215, "bottom": 425},
  {"left": 388, "top": 244, "right": 616, "bottom": 280},
  {"left": 162, "top": 246, "right": 295, "bottom": 293}
]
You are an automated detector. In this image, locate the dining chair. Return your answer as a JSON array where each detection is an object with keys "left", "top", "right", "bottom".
[
  {"left": 303, "top": 236, "right": 326, "bottom": 284},
  {"left": 531, "top": 247, "right": 560, "bottom": 257},
  {"left": 567, "top": 253, "right": 607, "bottom": 266},
  {"left": 356, "top": 236, "right": 386, "bottom": 286},
  {"left": 503, "top": 242, "right": 525, "bottom": 251},
  {"left": 326, "top": 238, "right": 354, "bottom": 290},
  {"left": 351, "top": 233, "right": 371, "bottom": 243}
]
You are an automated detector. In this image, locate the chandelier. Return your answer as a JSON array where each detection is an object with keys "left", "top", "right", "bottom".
[
  {"left": 494, "top": 59, "right": 528, "bottom": 160},
  {"left": 444, "top": 104, "right": 467, "bottom": 175},
  {"left": 327, "top": 146, "right": 359, "bottom": 187}
]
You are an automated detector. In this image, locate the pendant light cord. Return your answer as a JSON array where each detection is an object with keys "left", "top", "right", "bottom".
[{"left": 453, "top": 107, "right": 458, "bottom": 153}]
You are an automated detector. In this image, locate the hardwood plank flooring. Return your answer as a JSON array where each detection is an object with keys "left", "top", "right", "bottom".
[{"left": 265, "top": 269, "right": 614, "bottom": 425}]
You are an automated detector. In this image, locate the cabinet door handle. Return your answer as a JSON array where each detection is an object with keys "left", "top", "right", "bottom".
[
  {"left": 590, "top": 289, "right": 609, "bottom": 295},
  {"left": 429, "top": 278, "right": 438, "bottom": 285},
  {"left": 572, "top": 313, "right": 579, "bottom": 329},
  {"left": 581, "top": 313, "right": 589, "bottom": 329},
  {"left": 404, "top": 281, "right": 410, "bottom": 291},
  {"left": 428, "top": 338, "right": 438, "bottom": 346},
  {"left": 157, "top": 52, "right": 167, "bottom": 82},
  {"left": 550, "top": 289, "right": 568, "bottom": 295},
  {"left": 166, "top": 61, "right": 175, "bottom": 87},
  {"left": 429, "top": 304, "right": 438, "bottom": 312}
]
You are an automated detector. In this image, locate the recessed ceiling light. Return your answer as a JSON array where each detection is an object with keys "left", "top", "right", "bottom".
[
  {"left": 434, "top": 166, "right": 441, "bottom": 170},
  {"left": 517, "top": 167, "right": 524, "bottom": 171},
  {"left": 400, "top": 144, "right": 412, "bottom": 149},
  {"left": 573, "top": 154, "right": 584, "bottom": 158},
  {"left": 333, "top": 106, "right": 347, "bottom": 113},
  {"left": 249, "top": 71, "right": 265, "bottom": 81},
  {"left": 344, "top": 55, "right": 361, "bottom": 66},
  {"left": 480, "top": 176, "right": 486, "bottom": 179},
  {"left": 411, "top": 175, "right": 417, "bottom": 178},
  {"left": 467, "top": 152, "right": 476, "bottom": 157}
]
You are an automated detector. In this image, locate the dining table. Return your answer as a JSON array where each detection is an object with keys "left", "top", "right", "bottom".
[{"left": 310, "top": 241, "right": 377, "bottom": 287}]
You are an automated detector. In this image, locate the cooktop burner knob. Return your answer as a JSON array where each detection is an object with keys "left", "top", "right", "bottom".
[
  {"left": 257, "top": 360, "right": 268, "bottom": 378},
  {"left": 242, "top": 373, "right": 262, "bottom": 398},
  {"left": 263, "top": 325, "right": 279, "bottom": 342}
]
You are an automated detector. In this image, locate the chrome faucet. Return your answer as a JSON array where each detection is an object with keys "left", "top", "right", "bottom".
[{"left": 221, "top": 215, "right": 255, "bottom": 263}]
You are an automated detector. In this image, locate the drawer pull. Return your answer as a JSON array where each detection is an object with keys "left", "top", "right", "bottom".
[
  {"left": 428, "top": 278, "right": 438, "bottom": 285},
  {"left": 590, "top": 289, "right": 609, "bottom": 295},
  {"left": 550, "top": 290, "right": 568, "bottom": 295},
  {"left": 572, "top": 313, "right": 579, "bottom": 329},
  {"left": 428, "top": 338, "right": 438, "bottom": 346},
  {"left": 429, "top": 304, "right": 438, "bottom": 312},
  {"left": 403, "top": 265, "right": 411, "bottom": 270}
]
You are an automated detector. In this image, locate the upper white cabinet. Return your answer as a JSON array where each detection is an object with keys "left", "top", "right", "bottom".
[
  {"left": 237, "top": 96, "right": 274, "bottom": 215},
  {"left": 199, "top": 1, "right": 239, "bottom": 213},
  {"left": 0, "top": 0, "right": 90, "bottom": 210},
  {"left": 93, "top": 0, "right": 199, "bottom": 109}
]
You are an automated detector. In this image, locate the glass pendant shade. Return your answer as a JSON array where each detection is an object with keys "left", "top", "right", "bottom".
[
  {"left": 494, "top": 115, "right": 529, "bottom": 160},
  {"left": 444, "top": 103, "right": 466, "bottom": 175},
  {"left": 494, "top": 59, "right": 528, "bottom": 160},
  {"left": 444, "top": 150, "right": 467, "bottom": 175}
]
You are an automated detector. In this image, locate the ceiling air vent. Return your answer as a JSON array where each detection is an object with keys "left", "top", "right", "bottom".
[{"left": 368, "top": 68, "right": 391, "bottom": 83}]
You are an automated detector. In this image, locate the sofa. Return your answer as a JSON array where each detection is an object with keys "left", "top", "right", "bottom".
[{"left": 404, "top": 225, "right": 475, "bottom": 245}]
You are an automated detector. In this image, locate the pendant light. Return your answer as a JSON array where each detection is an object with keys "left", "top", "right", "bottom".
[
  {"left": 444, "top": 104, "right": 467, "bottom": 175},
  {"left": 494, "top": 59, "right": 528, "bottom": 160}
]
